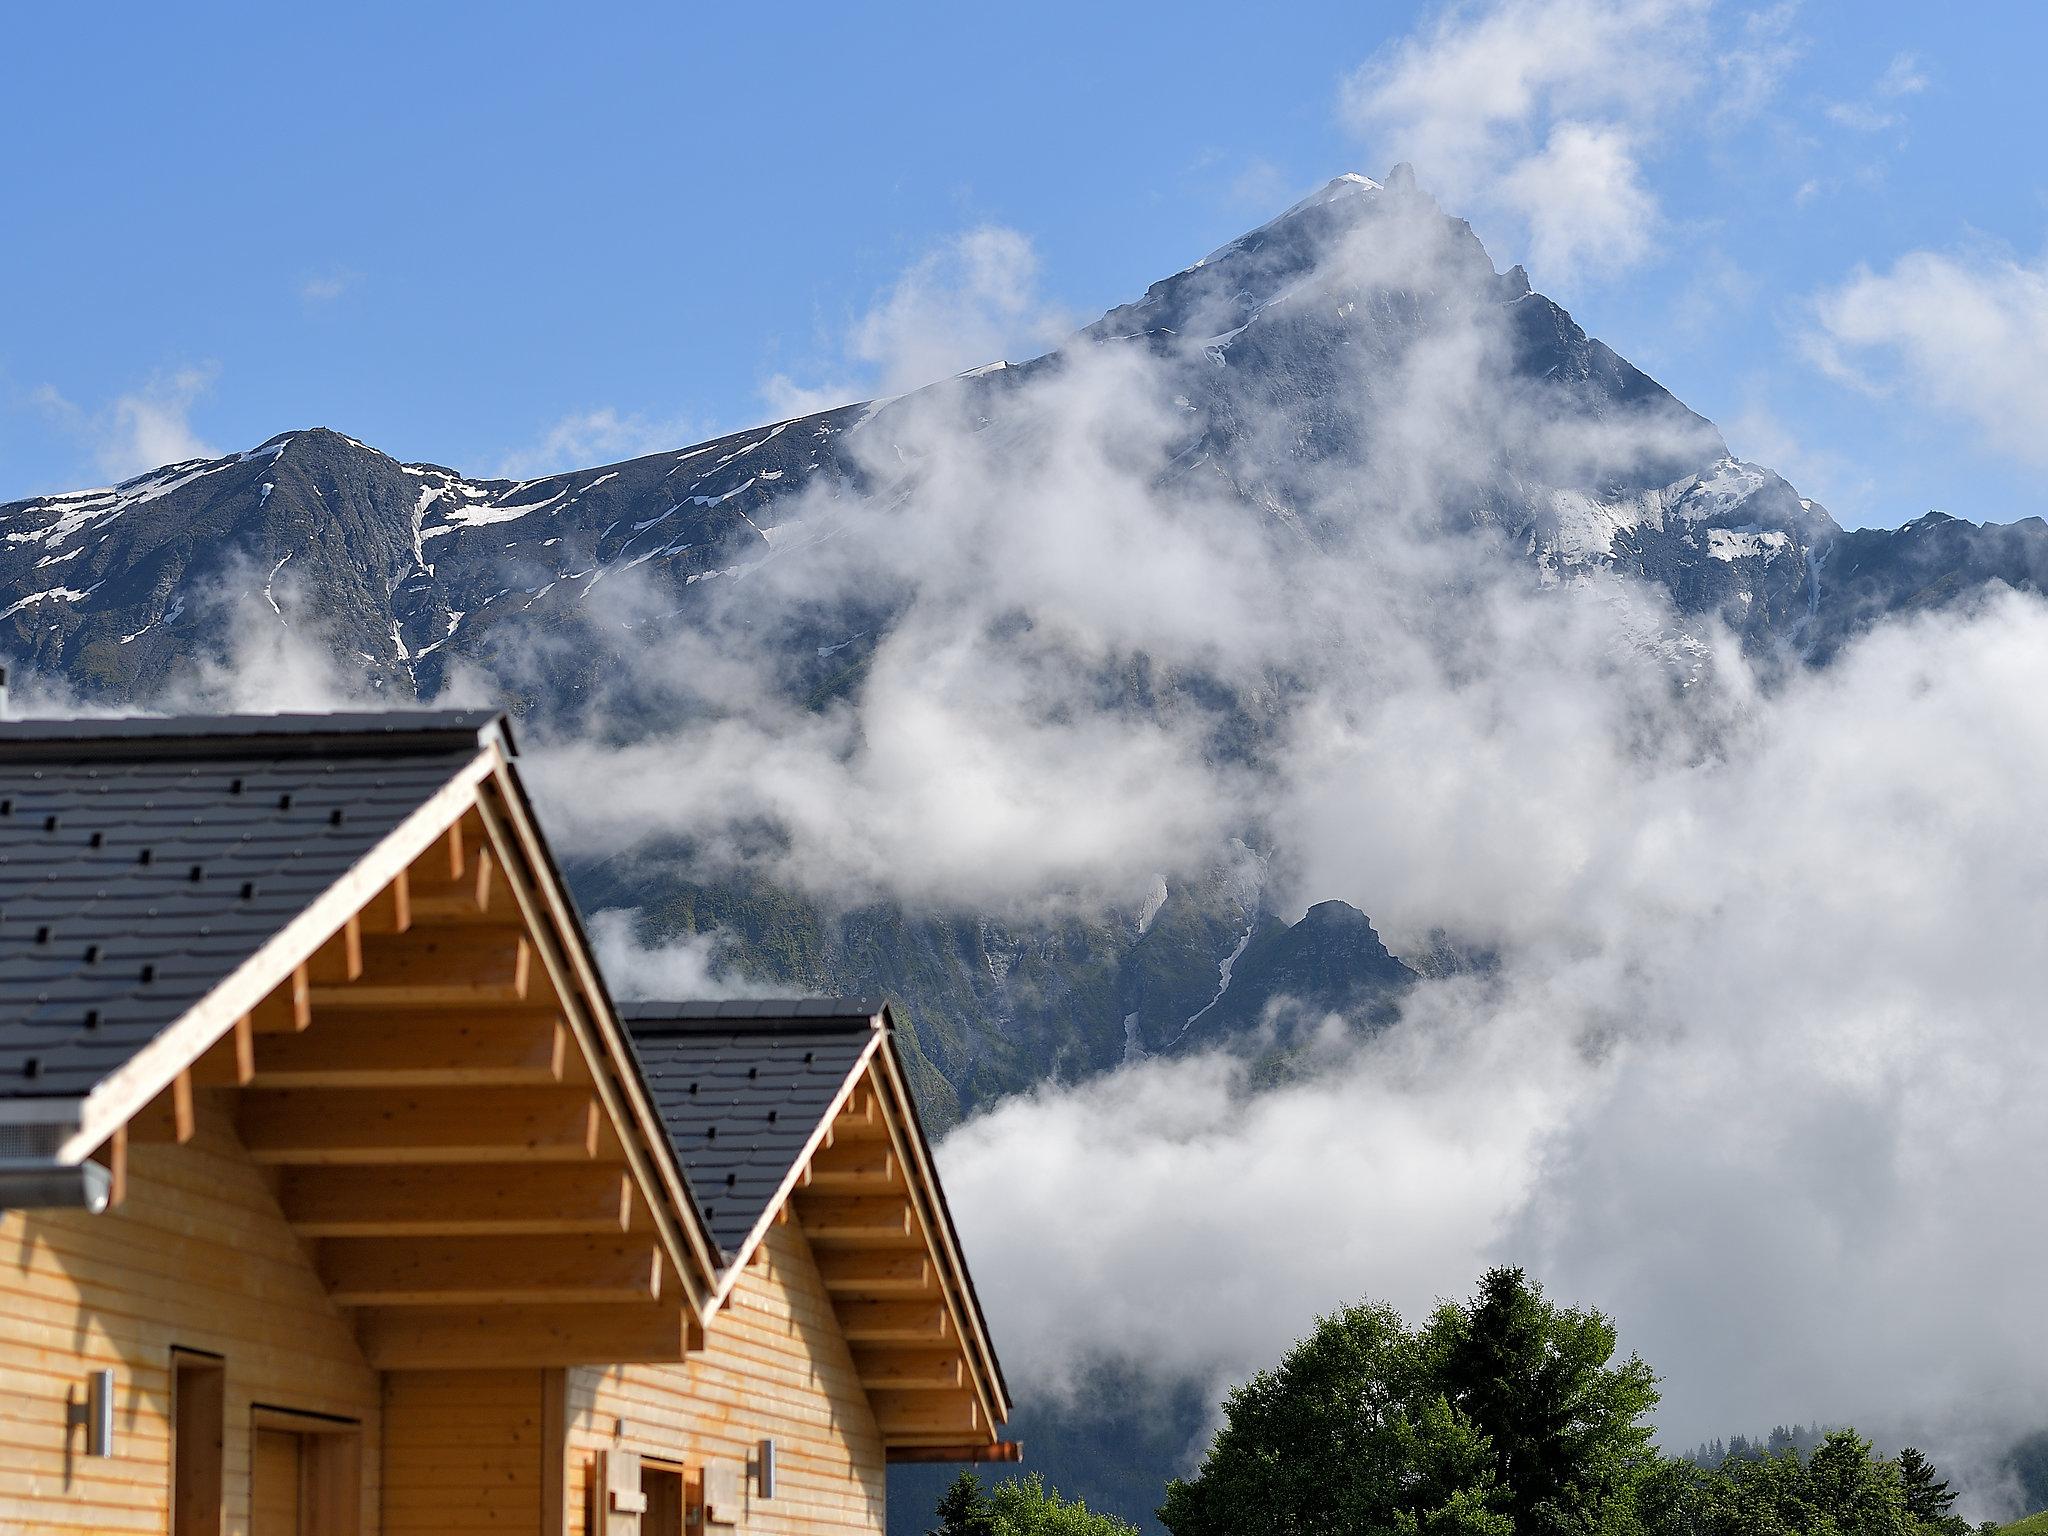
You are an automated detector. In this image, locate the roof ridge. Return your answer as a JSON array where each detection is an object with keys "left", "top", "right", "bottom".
[
  {"left": 620, "top": 997, "right": 885, "bottom": 1020},
  {"left": 0, "top": 710, "right": 510, "bottom": 762}
]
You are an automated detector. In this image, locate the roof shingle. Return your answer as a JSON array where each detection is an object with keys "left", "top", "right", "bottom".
[
  {"left": 621, "top": 1001, "right": 883, "bottom": 1259},
  {"left": 0, "top": 712, "right": 498, "bottom": 1102}
]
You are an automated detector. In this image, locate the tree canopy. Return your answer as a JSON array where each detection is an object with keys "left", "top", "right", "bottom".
[
  {"left": 1148, "top": 1268, "right": 1981, "bottom": 1536},
  {"left": 931, "top": 1470, "right": 1140, "bottom": 1536}
]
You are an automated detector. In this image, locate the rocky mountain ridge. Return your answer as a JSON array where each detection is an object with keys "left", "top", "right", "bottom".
[{"left": 5, "top": 171, "right": 2045, "bottom": 1127}]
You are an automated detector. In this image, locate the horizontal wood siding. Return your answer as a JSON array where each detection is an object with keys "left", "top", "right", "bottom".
[
  {"left": 0, "top": 1097, "right": 381, "bottom": 1533},
  {"left": 382, "top": 1371, "right": 545, "bottom": 1534},
  {"left": 566, "top": 1221, "right": 886, "bottom": 1535}
]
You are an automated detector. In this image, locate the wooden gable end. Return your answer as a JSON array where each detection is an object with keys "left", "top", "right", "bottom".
[
  {"left": 781, "top": 1047, "right": 1015, "bottom": 1463},
  {"left": 75, "top": 747, "right": 722, "bottom": 1375}
]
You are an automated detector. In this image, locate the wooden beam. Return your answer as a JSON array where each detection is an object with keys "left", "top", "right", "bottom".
[
  {"left": 871, "top": 1392, "right": 983, "bottom": 1437},
  {"left": 251, "top": 1012, "right": 567, "bottom": 1088},
  {"left": 278, "top": 1164, "right": 634, "bottom": 1237},
  {"left": 816, "top": 1251, "right": 931, "bottom": 1297},
  {"left": 189, "top": 1015, "right": 254, "bottom": 1087},
  {"left": 128, "top": 1069, "right": 195, "bottom": 1145},
  {"left": 307, "top": 915, "right": 364, "bottom": 986},
  {"left": 473, "top": 845, "right": 499, "bottom": 916},
  {"left": 887, "top": 1442, "right": 1022, "bottom": 1465},
  {"left": 237, "top": 1087, "right": 601, "bottom": 1165},
  {"left": 250, "top": 964, "right": 311, "bottom": 1034},
  {"left": 852, "top": 1348, "right": 963, "bottom": 1391},
  {"left": 90, "top": 1124, "right": 126, "bottom": 1209},
  {"left": 361, "top": 869, "right": 412, "bottom": 935},
  {"left": 409, "top": 842, "right": 520, "bottom": 926},
  {"left": 796, "top": 1196, "right": 913, "bottom": 1243},
  {"left": 318, "top": 1235, "right": 662, "bottom": 1306},
  {"left": 438, "top": 818, "right": 468, "bottom": 882},
  {"left": 356, "top": 1302, "right": 698, "bottom": 1370},
  {"left": 312, "top": 930, "right": 534, "bottom": 1008},
  {"left": 837, "top": 1301, "right": 951, "bottom": 1343},
  {"left": 830, "top": 1094, "right": 889, "bottom": 1143},
  {"left": 806, "top": 1148, "right": 897, "bottom": 1191}
]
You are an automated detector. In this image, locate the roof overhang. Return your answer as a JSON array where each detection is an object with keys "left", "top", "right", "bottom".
[
  {"left": 722, "top": 1007, "right": 1015, "bottom": 1459},
  {"left": 14, "top": 716, "right": 727, "bottom": 1366}
]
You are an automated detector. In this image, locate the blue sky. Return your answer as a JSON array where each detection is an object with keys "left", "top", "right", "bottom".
[{"left": 3, "top": 0, "right": 2045, "bottom": 529}]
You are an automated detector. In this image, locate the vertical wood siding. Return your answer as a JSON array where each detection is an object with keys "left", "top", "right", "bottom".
[
  {"left": 565, "top": 1221, "right": 886, "bottom": 1535},
  {"left": 0, "top": 1100, "right": 381, "bottom": 1534}
]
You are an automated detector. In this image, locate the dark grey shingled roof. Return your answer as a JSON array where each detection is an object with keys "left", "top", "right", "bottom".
[
  {"left": 621, "top": 1000, "right": 885, "bottom": 1259},
  {"left": 0, "top": 711, "right": 501, "bottom": 1103}
]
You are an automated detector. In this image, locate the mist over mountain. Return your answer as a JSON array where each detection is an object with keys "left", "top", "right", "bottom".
[
  {"left": 7, "top": 170, "right": 2048, "bottom": 1530},
  {"left": 5, "top": 171, "right": 2039, "bottom": 1121}
]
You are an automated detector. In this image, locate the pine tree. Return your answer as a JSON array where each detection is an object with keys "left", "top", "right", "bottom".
[
  {"left": 1430, "top": 1266, "right": 1660, "bottom": 1536},
  {"left": 1897, "top": 1447, "right": 1959, "bottom": 1525},
  {"left": 932, "top": 1471, "right": 998, "bottom": 1536}
]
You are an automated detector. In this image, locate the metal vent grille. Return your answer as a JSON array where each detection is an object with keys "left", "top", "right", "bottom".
[{"left": 0, "top": 1123, "right": 66, "bottom": 1161}]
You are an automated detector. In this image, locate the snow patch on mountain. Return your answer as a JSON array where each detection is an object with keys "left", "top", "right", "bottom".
[{"left": 1, "top": 440, "right": 289, "bottom": 550}]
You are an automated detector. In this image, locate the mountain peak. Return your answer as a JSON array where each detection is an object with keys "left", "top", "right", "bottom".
[
  {"left": 1276, "top": 171, "right": 1383, "bottom": 222},
  {"left": 1384, "top": 161, "right": 1419, "bottom": 193}
]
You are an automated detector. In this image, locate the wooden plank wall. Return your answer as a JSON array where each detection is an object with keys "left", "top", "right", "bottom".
[
  {"left": 565, "top": 1220, "right": 887, "bottom": 1536},
  {"left": 0, "top": 1096, "right": 381, "bottom": 1533},
  {"left": 382, "top": 1370, "right": 547, "bottom": 1534}
]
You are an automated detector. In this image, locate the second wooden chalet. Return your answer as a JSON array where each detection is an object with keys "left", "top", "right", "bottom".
[{"left": 0, "top": 710, "right": 1013, "bottom": 1535}]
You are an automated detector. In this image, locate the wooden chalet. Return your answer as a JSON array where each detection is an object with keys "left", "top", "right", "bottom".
[{"left": 0, "top": 711, "right": 1013, "bottom": 1534}]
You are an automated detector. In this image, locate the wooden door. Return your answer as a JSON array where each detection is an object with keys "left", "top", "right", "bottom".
[
  {"left": 642, "top": 1465, "right": 685, "bottom": 1536},
  {"left": 251, "top": 1430, "right": 302, "bottom": 1536},
  {"left": 250, "top": 1415, "right": 362, "bottom": 1536}
]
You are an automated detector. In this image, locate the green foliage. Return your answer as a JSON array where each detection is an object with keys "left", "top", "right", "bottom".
[
  {"left": 1428, "top": 1267, "right": 1661, "bottom": 1536},
  {"left": 932, "top": 1472, "right": 999, "bottom": 1536},
  {"left": 1156, "top": 1269, "right": 1990, "bottom": 1536},
  {"left": 990, "top": 1474, "right": 1144, "bottom": 1535},
  {"left": 933, "top": 1471, "right": 1141, "bottom": 1536},
  {"left": 1998, "top": 1513, "right": 2048, "bottom": 1536},
  {"left": 1899, "top": 1447, "right": 1960, "bottom": 1525},
  {"left": 1632, "top": 1429, "right": 1973, "bottom": 1536},
  {"left": 1159, "top": 1276, "right": 1658, "bottom": 1536}
]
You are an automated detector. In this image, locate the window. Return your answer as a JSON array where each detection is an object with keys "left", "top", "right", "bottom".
[{"left": 171, "top": 1350, "right": 225, "bottom": 1536}]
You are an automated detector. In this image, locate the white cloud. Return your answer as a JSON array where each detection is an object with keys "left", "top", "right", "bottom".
[
  {"left": 585, "top": 910, "right": 768, "bottom": 1000},
  {"left": 759, "top": 224, "right": 1072, "bottom": 417},
  {"left": 298, "top": 268, "right": 360, "bottom": 303},
  {"left": 33, "top": 366, "right": 221, "bottom": 484},
  {"left": 758, "top": 372, "right": 866, "bottom": 421},
  {"left": 1500, "top": 120, "right": 1659, "bottom": 276},
  {"left": 1340, "top": 0, "right": 1718, "bottom": 282},
  {"left": 494, "top": 406, "right": 702, "bottom": 480},
  {"left": 1808, "top": 243, "right": 2048, "bottom": 465},
  {"left": 1825, "top": 50, "right": 1929, "bottom": 132},
  {"left": 1825, "top": 101, "right": 1901, "bottom": 132},
  {"left": 851, "top": 225, "right": 1068, "bottom": 395},
  {"left": 942, "top": 592, "right": 2048, "bottom": 1517},
  {"left": 1877, "top": 50, "right": 1928, "bottom": 98}
]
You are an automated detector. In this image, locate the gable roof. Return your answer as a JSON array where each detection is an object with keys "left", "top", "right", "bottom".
[
  {"left": 0, "top": 708, "right": 728, "bottom": 1343},
  {"left": 623, "top": 996, "right": 1013, "bottom": 1458},
  {"left": 0, "top": 711, "right": 501, "bottom": 1108},
  {"left": 622, "top": 999, "right": 885, "bottom": 1260}
]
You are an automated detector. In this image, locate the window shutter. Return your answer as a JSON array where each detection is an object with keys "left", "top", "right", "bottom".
[{"left": 600, "top": 1448, "right": 645, "bottom": 1534}]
